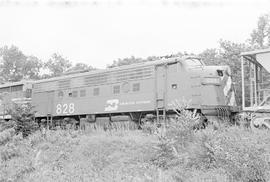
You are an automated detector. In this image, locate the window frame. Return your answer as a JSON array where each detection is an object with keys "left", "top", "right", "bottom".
[
  {"left": 72, "top": 90, "right": 78, "bottom": 98},
  {"left": 93, "top": 87, "right": 100, "bottom": 96},
  {"left": 80, "top": 89, "right": 86, "bottom": 97},
  {"left": 58, "top": 91, "right": 64, "bottom": 97},
  {"left": 113, "top": 85, "right": 120, "bottom": 94},
  {"left": 132, "top": 83, "right": 140, "bottom": 92}
]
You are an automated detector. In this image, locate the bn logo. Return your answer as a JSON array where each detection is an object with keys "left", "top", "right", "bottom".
[{"left": 104, "top": 99, "right": 119, "bottom": 111}]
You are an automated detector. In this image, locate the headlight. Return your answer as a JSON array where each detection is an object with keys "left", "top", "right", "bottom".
[{"left": 201, "top": 77, "right": 221, "bottom": 85}]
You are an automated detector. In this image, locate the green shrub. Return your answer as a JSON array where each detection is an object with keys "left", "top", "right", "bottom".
[
  {"left": 8, "top": 103, "right": 39, "bottom": 138},
  {"left": 141, "top": 121, "right": 158, "bottom": 134},
  {"left": 0, "top": 120, "right": 17, "bottom": 132},
  {"left": 154, "top": 107, "right": 270, "bottom": 181},
  {"left": 207, "top": 127, "right": 270, "bottom": 182},
  {"left": 0, "top": 128, "right": 15, "bottom": 145},
  {"left": 0, "top": 143, "right": 19, "bottom": 161}
]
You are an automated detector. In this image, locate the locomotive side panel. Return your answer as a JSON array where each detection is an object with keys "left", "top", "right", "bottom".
[
  {"left": 165, "top": 62, "right": 196, "bottom": 109},
  {"left": 32, "top": 91, "right": 55, "bottom": 117},
  {"left": 52, "top": 79, "right": 155, "bottom": 116},
  {"left": 32, "top": 64, "right": 157, "bottom": 117}
]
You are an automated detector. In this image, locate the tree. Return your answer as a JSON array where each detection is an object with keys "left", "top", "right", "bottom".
[
  {"left": 23, "top": 56, "right": 43, "bottom": 80},
  {"left": 199, "top": 48, "right": 219, "bottom": 66},
  {"left": 67, "top": 62, "right": 95, "bottom": 73},
  {"left": 0, "top": 45, "right": 26, "bottom": 82},
  {"left": 199, "top": 41, "right": 249, "bottom": 105},
  {"left": 107, "top": 52, "right": 186, "bottom": 68},
  {"left": 0, "top": 45, "right": 43, "bottom": 82},
  {"left": 219, "top": 40, "right": 249, "bottom": 102},
  {"left": 107, "top": 56, "right": 144, "bottom": 68},
  {"left": 44, "top": 53, "right": 72, "bottom": 77},
  {"left": 8, "top": 103, "right": 38, "bottom": 138},
  {"left": 249, "top": 14, "right": 270, "bottom": 49}
]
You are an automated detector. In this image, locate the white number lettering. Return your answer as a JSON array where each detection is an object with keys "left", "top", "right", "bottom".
[
  {"left": 55, "top": 103, "right": 75, "bottom": 115},
  {"left": 69, "top": 103, "right": 75, "bottom": 113},
  {"left": 56, "top": 104, "right": 62, "bottom": 114},
  {"left": 63, "top": 104, "right": 68, "bottom": 114}
]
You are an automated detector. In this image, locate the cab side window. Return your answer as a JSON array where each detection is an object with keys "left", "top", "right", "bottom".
[
  {"left": 72, "top": 91, "right": 78, "bottom": 98},
  {"left": 113, "top": 85, "right": 120, "bottom": 94},
  {"left": 80, "top": 89, "right": 86, "bottom": 97},
  {"left": 133, "top": 83, "right": 140, "bottom": 92},
  {"left": 93, "top": 88, "right": 99, "bottom": 96},
  {"left": 58, "top": 91, "right": 64, "bottom": 97}
]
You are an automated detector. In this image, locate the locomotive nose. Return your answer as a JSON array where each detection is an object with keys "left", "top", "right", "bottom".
[
  {"left": 215, "top": 66, "right": 231, "bottom": 78},
  {"left": 200, "top": 65, "right": 236, "bottom": 105}
]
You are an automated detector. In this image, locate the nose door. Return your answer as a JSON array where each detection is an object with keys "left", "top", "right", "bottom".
[{"left": 189, "top": 73, "right": 202, "bottom": 107}]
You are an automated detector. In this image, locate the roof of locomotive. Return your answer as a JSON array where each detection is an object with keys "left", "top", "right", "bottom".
[
  {"left": 33, "top": 56, "right": 198, "bottom": 84},
  {"left": 0, "top": 80, "right": 33, "bottom": 88}
]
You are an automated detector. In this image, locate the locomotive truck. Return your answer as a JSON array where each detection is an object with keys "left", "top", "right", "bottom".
[{"left": 0, "top": 56, "right": 237, "bottom": 127}]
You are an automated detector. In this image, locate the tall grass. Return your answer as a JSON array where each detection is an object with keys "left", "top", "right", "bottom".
[
  {"left": 152, "top": 105, "right": 270, "bottom": 182},
  {"left": 1, "top": 103, "right": 270, "bottom": 182}
]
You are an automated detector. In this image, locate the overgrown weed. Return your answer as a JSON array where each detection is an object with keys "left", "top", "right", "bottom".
[{"left": 152, "top": 104, "right": 270, "bottom": 182}]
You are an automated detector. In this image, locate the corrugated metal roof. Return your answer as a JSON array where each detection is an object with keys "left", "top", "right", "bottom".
[
  {"left": 0, "top": 80, "right": 33, "bottom": 88},
  {"left": 33, "top": 56, "right": 191, "bottom": 84},
  {"left": 0, "top": 56, "right": 197, "bottom": 91}
]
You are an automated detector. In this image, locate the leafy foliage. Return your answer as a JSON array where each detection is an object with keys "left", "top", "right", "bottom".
[
  {"left": 0, "top": 128, "right": 15, "bottom": 145},
  {"left": 0, "top": 129, "right": 163, "bottom": 182},
  {"left": 44, "top": 53, "right": 72, "bottom": 77},
  {"left": 250, "top": 14, "right": 270, "bottom": 49},
  {"left": 1, "top": 142, "right": 19, "bottom": 161},
  {"left": 0, "top": 118, "right": 270, "bottom": 182},
  {"left": 107, "top": 56, "right": 145, "bottom": 68},
  {"left": 153, "top": 112, "right": 270, "bottom": 182},
  {"left": 107, "top": 53, "right": 186, "bottom": 68},
  {"left": 8, "top": 103, "right": 38, "bottom": 138},
  {"left": 66, "top": 62, "right": 95, "bottom": 73},
  {"left": 0, "top": 45, "right": 43, "bottom": 82},
  {"left": 24, "top": 56, "right": 43, "bottom": 80},
  {"left": 199, "top": 40, "right": 250, "bottom": 104},
  {"left": 0, "top": 120, "right": 16, "bottom": 132}
]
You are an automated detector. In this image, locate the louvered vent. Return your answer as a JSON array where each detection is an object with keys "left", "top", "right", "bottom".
[
  {"left": 0, "top": 87, "right": 10, "bottom": 93},
  {"left": 84, "top": 74, "right": 109, "bottom": 86},
  {"left": 33, "top": 83, "right": 43, "bottom": 92},
  {"left": 58, "top": 79, "right": 71, "bottom": 89},
  {"left": 114, "top": 67, "right": 153, "bottom": 82}
]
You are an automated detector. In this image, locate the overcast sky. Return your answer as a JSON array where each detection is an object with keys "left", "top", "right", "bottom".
[{"left": 0, "top": 0, "right": 269, "bottom": 68}]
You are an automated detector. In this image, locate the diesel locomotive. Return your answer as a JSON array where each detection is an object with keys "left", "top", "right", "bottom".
[{"left": 0, "top": 56, "right": 237, "bottom": 126}]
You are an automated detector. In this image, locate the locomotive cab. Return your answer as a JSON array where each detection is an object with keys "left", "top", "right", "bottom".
[
  {"left": 163, "top": 56, "right": 236, "bottom": 121},
  {"left": 178, "top": 57, "right": 237, "bottom": 120}
]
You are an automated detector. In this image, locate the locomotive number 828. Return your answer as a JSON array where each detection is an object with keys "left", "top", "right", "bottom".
[{"left": 56, "top": 103, "right": 75, "bottom": 115}]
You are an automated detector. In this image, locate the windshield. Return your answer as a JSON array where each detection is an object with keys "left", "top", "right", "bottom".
[{"left": 185, "top": 58, "right": 203, "bottom": 67}]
